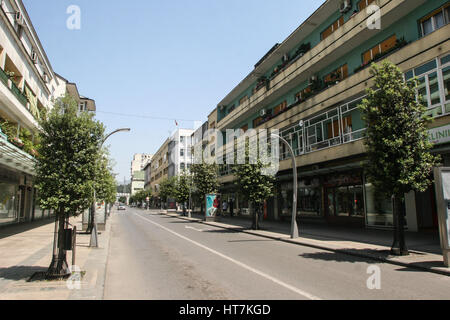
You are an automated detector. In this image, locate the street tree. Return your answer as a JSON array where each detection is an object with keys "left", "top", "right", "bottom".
[
  {"left": 159, "top": 177, "right": 177, "bottom": 209},
  {"left": 190, "top": 163, "right": 220, "bottom": 216},
  {"left": 359, "top": 60, "right": 440, "bottom": 256},
  {"left": 94, "top": 152, "right": 117, "bottom": 216},
  {"left": 118, "top": 196, "right": 127, "bottom": 204},
  {"left": 175, "top": 171, "right": 192, "bottom": 216},
  {"left": 233, "top": 158, "right": 275, "bottom": 230},
  {"left": 36, "top": 94, "right": 105, "bottom": 277}
]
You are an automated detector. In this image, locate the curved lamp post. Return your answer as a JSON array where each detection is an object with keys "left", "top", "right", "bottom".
[
  {"left": 271, "top": 133, "right": 299, "bottom": 239},
  {"left": 90, "top": 128, "right": 131, "bottom": 247}
]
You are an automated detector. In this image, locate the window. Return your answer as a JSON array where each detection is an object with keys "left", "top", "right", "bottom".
[
  {"left": 420, "top": 4, "right": 450, "bottom": 37},
  {"left": 358, "top": 0, "right": 375, "bottom": 11},
  {"left": 321, "top": 16, "right": 344, "bottom": 41},
  {"left": 180, "top": 163, "right": 185, "bottom": 171},
  {"left": 79, "top": 102, "right": 87, "bottom": 112},
  {"left": 405, "top": 54, "right": 450, "bottom": 117},
  {"left": 362, "top": 35, "right": 397, "bottom": 65},
  {"left": 324, "top": 64, "right": 349, "bottom": 84},
  {"left": 239, "top": 96, "right": 248, "bottom": 106},
  {"left": 180, "top": 136, "right": 184, "bottom": 143},
  {"left": 273, "top": 101, "right": 288, "bottom": 115},
  {"left": 180, "top": 149, "right": 184, "bottom": 157},
  {"left": 253, "top": 117, "right": 264, "bottom": 128},
  {"left": 295, "top": 87, "right": 312, "bottom": 102}
]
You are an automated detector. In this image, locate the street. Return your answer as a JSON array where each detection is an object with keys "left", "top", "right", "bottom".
[{"left": 103, "top": 208, "right": 450, "bottom": 300}]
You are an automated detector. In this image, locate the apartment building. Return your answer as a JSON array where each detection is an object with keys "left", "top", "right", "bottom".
[
  {"left": 130, "top": 153, "right": 153, "bottom": 195},
  {"left": 0, "top": 0, "right": 96, "bottom": 227},
  {"left": 168, "top": 128, "right": 194, "bottom": 177},
  {"left": 148, "top": 139, "right": 170, "bottom": 197},
  {"left": 209, "top": 0, "right": 450, "bottom": 231}
]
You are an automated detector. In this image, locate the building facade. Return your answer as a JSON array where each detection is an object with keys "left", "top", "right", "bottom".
[
  {"left": 206, "top": 0, "right": 450, "bottom": 231},
  {"left": 130, "top": 153, "right": 152, "bottom": 195},
  {"left": 0, "top": 0, "right": 95, "bottom": 227},
  {"left": 149, "top": 139, "right": 169, "bottom": 197},
  {"left": 168, "top": 128, "right": 194, "bottom": 177}
]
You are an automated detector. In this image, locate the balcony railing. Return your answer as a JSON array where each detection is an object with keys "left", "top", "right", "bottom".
[
  {"left": 10, "top": 81, "right": 28, "bottom": 107},
  {"left": 0, "top": 68, "right": 9, "bottom": 85}
]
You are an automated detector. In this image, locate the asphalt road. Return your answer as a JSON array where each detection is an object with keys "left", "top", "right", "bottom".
[{"left": 103, "top": 208, "right": 450, "bottom": 300}]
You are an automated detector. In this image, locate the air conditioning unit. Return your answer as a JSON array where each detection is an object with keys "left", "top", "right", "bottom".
[
  {"left": 282, "top": 53, "right": 289, "bottom": 63},
  {"left": 30, "top": 50, "right": 37, "bottom": 63},
  {"left": 260, "top": 109, "right": 266, "bottom": 117},
  {"left": 339, "top": 0, "right": 352, "bottom": 13},
  {"left": 15, "top": 11, "right": 25, "bottom": 26}
]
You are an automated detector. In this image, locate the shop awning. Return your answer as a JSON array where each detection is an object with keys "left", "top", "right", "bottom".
[
  {"left": 0, "top": 135, "right": 36, "bottom": 175},
  {"left": 277, "top": 161, "right": 366, "bottom": 182}
]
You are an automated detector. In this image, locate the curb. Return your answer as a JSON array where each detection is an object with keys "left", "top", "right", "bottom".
[{"left": 161, "top": 212, "right": 450, "bottom": 277}]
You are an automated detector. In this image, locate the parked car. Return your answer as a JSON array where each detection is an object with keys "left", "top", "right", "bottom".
[{"left": 118, "top": 205, "right": 126, "bottom": 211}]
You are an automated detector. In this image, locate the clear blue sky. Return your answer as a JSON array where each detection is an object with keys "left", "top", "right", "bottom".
[{"left": 23, "top": 0, "right": 323, "bottom": 183}]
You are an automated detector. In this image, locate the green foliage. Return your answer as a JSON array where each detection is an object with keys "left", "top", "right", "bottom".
[
  {"left": 359, "top": 60, "right": 440, "bottom": 197},
  {"left": 175, "top": 172, "right": 192, "bottom": 204},
  {"left": 130, "top": 189, "right": 152, "bottom": 205},
  {"left": 159, "top": 177, "right": 177, "bottom": 202},
  {"left": 35, "top": 94, "right": 105, "bottom": 216},
  {"left": 190, "top": 163, "right": 220, "bottom": 198},
  {"left": 95, "top": 151, "right": 117, "bottom": 205},
  {"left": 0, "top": 119, "right": 18, "bottom": 140},
  {"left": 233, "top": 160, "right": 275, "bottom": 205},
  {"left": 118, "top": 196, "right": 127, "bottom": 204}
]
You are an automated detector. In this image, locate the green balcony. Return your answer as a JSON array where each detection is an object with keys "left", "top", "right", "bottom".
[
  {"left": 0, "top": 68, "right": 8, "bottom": 86},
  {"left": 10, "top": 82, "right": 28, "bottom": 107}
]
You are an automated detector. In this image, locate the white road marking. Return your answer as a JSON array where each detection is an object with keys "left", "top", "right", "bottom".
[
  {"left": 185, "top": 226, "right": 204, "bottom": 232},
  {"left": 134, "top": 213, "right": 321, "bottom": 300}
]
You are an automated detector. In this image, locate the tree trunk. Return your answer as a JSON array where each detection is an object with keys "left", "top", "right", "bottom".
[
  {"left": 47, "top": 208, "right": 70, "bottom": 278},
  {"left": 251, "top": 203, "right": 260, "bottom": 230},
  {"left": 391, "top": 194, "right": 409, "bottom": 256},
  {"left": 200, "top": 200, "right": 204, "bottom": 217},
  {"left": 86, "top": 202, "right": 96, "bottom": 234}
]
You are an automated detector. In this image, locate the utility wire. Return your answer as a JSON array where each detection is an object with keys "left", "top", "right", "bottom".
[{"left": 95, "top": 110, "right": 200, "bottom": 123}]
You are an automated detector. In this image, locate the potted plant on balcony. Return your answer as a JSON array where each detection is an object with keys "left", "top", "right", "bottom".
[
  {"left": 11, "top": 136, "right": 24, "bottom": 149},
  {"left": 5, "top": 71, "right": 14, "bottom": 89}
]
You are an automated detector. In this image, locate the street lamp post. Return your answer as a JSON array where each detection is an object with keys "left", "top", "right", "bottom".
[
  {"left": 90, "top": 128, "right": 131, "bottom": 247},
  {"left": 271, "top": 133, "right": 299, "bottom": 239}
]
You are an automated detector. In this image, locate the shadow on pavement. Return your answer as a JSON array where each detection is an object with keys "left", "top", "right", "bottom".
[
  {"left": 0, "top": 266, "right": 48, "bottom": 281},
  {"left": 298, "top": 249, "right": 391, "bottom": 264},
  {"left": 0, "top": 218, "right": 55, "bottom": 240},
  {"left": 395, "top": 261, "right": 448, "bottom": 273},
  {"left": 203, "top": 228, "right": 243, "bottom": 234},
  {"left": 228, "top": 239, "right": 276, "bottom": 243}
]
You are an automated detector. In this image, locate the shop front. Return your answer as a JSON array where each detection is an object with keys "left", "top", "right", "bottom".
[
  {"left": 277, "top": 177, "right": 323, "bottom": 221},
  {"left": 323, "top": 171, "right": 365, "bottom": 227},
  {"left": 0, "top": 168, "right": 20, "bottom": 226}
]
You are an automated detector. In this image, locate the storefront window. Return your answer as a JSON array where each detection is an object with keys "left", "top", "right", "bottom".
[
  {"left": 364, "top": 183, "right": 393, "bottom": 227},
  {"left": 0, "top": 182, "right": 18, "bottom": 225},
  {"left": 324, "top": 172, "right": 364, "bottom": 218},
  {"left": 298, "top": 187, "right": 322, "bottom": 216},
  {"left": 327, "top": 185, "right": 364, "bottom": 217}
]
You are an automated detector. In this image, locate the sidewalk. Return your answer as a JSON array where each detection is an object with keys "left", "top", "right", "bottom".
[
  {"left": 162, "top": 210, "right": 450, "bottom": 276},
  {"left": 0, "top": 213, "right": 112, "bottom": 300}
]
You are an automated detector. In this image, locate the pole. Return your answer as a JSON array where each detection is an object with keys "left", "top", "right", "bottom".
[
  {"left": 90, "top": 128, "right": 131, "bottom": 248},
  {"left": 272, "top": 134, "right": 299, "bottom": 239},
  {"left": 72, "top": 226, "right": 77, "bottom": 268}
]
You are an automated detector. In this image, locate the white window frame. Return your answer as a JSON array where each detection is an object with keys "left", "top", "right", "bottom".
[
  {"left": 421, "top": 6, "right": 450, "bottom": 37},
  {"left": 407, "top": 53, "right": 450, "bottom": 118}
]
